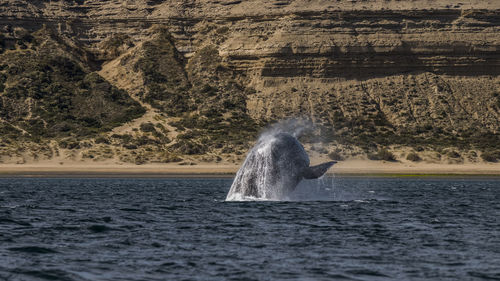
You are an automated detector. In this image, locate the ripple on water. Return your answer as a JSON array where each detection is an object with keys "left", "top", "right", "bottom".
[
  {"left": 0, "top": 177, "right": 498, "bottom": 280},
  {"left": 8, "top": 246, "right": 58, "bottom": 254},
  {"left": 0, "top": 217, "right": 32, "bottom": 226},
  {"left": 87, "top": 224, "right": 113, "bottom": 233},
  {"left": 10, "top": 269, "right": 76, "bottom": 281}
]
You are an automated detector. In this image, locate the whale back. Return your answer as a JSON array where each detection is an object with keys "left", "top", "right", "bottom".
[{"left": 226, "top": 133, "right": 310, "bottom": 200}]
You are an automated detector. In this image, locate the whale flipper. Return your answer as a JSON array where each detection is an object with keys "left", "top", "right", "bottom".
[{"left": 302, "top": 161, "right": 337, "bottom": 179}]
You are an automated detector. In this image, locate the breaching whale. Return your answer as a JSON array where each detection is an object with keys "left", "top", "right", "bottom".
[{"left": 226, "top": 132, "right": 336, "bottom": 200}]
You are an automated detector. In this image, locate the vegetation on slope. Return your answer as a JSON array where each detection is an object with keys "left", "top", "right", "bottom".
[
  {"left": 254, "top": 74, "right": 500, "bottom": 155},
  {"left": 0, "top": 28, "right": 145, "bottom": 142},
  {"left": 125, "top": 28, "right": 259, "bottom": 155},
  {"left": 0, "top": 24, "right": 499, "bottom": 165}
]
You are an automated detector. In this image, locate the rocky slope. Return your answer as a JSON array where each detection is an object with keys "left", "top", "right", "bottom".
[{"left": 0, "top": 0, "right": 499, "bottom": 164}]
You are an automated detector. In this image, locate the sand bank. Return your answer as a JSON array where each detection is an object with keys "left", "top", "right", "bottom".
[{"left": 0, "top": 160, "right": 499, "bottom": 177}]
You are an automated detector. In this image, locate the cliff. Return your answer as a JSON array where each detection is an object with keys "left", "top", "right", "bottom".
[{"left": 0, "top": 0, "right": 499, "bottom": 164}]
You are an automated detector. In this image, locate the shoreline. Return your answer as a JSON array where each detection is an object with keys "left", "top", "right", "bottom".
[
  {"left": 1, "top": 173, "right": 500, "bottom": 179},
  {"left": 1, "top": 160, "right": 500, "bottom": 178}
]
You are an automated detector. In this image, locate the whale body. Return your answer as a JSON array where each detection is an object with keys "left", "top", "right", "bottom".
[{"left": 226, "top": 132, "right": 336, "bottom": 200}]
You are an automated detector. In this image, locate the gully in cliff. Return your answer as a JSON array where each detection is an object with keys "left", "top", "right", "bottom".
[{"left": 226, "top": 132, "right": 336, "bottom": 201}]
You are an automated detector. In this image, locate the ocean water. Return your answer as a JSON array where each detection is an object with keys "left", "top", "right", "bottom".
[{"left": 0, "top": 177, "right": 499, "bottom": 280}]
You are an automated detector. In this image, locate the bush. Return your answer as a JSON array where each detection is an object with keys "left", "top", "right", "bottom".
[
  {"left": 481, "top": 151, "right": 500, "bottom": 162},
  {"left": 59, "top": 139, "right": 80, "bottom": 149},
  {"left": 447, "top": 150, "right": 461, "bottom": 158},
  {"left": 140, "top": 122, "right": 156, "bottom": 133},
  {"left": 124, "top": 144, "right": 137, "bottom": 150},
  {"left": 171, "top": 139, "right": 207, "bottom": 155},
  {"left": 155, "top": 122, "right": 168, "bottom": 131},
  {"left": 368, "top": 148, "right": 396, "bottom": 161},
  {"left": 95, "top": 136, "right": 110, "bottom": 144},
  {"left": 101, "top": 33, "right": 133, "bottom": 57},
  {"left": 0, "top": 35, "right": 145, "bottom": 140},
  {"left": 406, "top": 152, "right": 421, "bottom": 162},
  {"left": 378, "top": 148, "right": 396, "bottom": 161},
  {"left": 111, "top": 133, "right": 132, "bottom": 142},
  {"left": 133, "top": 136, "right": 157, "bottom": 146},
  {"left": 134, "top": 155, "right": 147, "bottom": 165},
  {"left": 328, "top": 151, "right": 344, "bottom": 161},
  {"left": 160, "top": 153, "right": 183, "bottom": 163}
]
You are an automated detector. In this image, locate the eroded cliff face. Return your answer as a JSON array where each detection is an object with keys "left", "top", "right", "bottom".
[{"left": 0, "top": 0, "right": 499, "bottom": 163}]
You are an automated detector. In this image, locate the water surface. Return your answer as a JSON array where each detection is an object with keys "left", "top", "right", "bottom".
[{"left": 0, "top": 177, "right": 499, "bottom": 280}]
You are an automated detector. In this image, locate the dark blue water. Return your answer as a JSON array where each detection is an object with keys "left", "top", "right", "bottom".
[{"left": 0, "top": 177, "right": 499, "bottom": 281}]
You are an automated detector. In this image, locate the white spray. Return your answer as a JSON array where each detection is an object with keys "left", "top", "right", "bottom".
[{"left": 226, "top": 119, "right": 336, "bottom": 201}]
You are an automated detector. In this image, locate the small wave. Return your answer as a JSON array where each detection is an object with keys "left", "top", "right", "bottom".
[
  {"left": 0, "top": 217, "right": 32, "bottom": 226},
  {"left": 119, "top": 208, "right": 142, "bottom": 212},
  {"left": 51, "top": 225, "right": 80, "bottom": 231},
  {"left": 151, "top": 242, "right": 162, "bottom": 248},
  {"left": 88, "top": 224, "right": 112, "bottom": 233},
  {"left": 157, "top": 261, "right": 185, "bottom": 270},
  {"left": 8, "top": 246, "right": 58, "bottom": 254},
  {"left": 227, "top": 197, "right": 279, "bottom": 202},
  {"left": 225, "top": 193, "right": 278, "bottom": 202},
  {"left": 11, "top": 269, "right": 75, "bottom": 281},
  {"left": 159, "top": 206, "right": 179, "bottom": 210},
  {"left": 468, "top": 271, "right": 500, "bottom": 280},
  {"left": 346, "top": 269, "right": 390, "bottom": 277}
]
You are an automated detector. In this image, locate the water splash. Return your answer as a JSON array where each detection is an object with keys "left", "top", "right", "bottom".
[
  {"left": 289, "top": 175, "right": 336, "bottom": 201},
  {"left": 226, "top": 133, "right": 297, "bottom": 201},
  {"left": 259, "top": 118, "right": 314, "bottom": 139},
  {"left": 226, "top": 120, "right": 336, "bottom": 201}
]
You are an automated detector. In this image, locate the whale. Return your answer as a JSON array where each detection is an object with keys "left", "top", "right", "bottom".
[{"left": 226, "top": 132, "right": 336, "bottom": 200}]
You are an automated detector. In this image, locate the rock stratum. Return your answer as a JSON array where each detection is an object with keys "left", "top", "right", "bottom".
[{"left": 0, "top": 0, "right": 499, "bottom": 165}]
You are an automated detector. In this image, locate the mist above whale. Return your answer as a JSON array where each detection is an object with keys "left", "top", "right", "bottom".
[{"left": 226, "top": 132, "right": 336, "bottom": 201}]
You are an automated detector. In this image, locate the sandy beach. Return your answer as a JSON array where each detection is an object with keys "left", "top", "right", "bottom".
[{"left": 1, "top": 160, "right": 499, "bottom": 177}]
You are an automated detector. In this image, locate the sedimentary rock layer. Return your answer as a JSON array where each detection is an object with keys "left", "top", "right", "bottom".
[{"left": 1, "top": 0, "right": 499, "bottom": 162}]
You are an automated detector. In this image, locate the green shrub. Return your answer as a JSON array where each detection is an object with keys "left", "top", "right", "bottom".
[
  {"left": 328, "top": 151, "right": 344, "bottom": 161},
  {"left": 140, "top": 122, "right": 156, "bottom": 133},
  {"left": 133, "top": 136, "right": 157, "bottom": 146},
  {"left": 200, "top": 84, "right": 217, "bottom": 96},
  {"left": 0, "top": 32, "right": 144, "bottom": 140},
  {"left": 171, "top": 139, "right": 207, "bottom": 155},
  {"left": 124, "top": 144, "right": 137, "bottom": 150},
  {"left": 151, "top": 130, "right": 163, "bottom": 139},
  {"left": 101, "top": 33, "right": 133, "bottom": 57},
  {"left": 59, "top": 139, "right": 80, "bottom": 149},
  {"left": 134, "top": 155, "right": 147, "bottom": 165},
  {"left": 406, "top": 152, "right": 421, "bottom": 162},
  {"left": 111, "top": 134, "right": 133, "bottom": 143},
  {"left": 160, "top": 153, "right": 183, "bottom": 163},
  {"left": 155, "top": 123, "right": 168, "bottom": 131},
  {"left": 368, "top": 148, "right": 396, "bottom": 161},
  {"left": 95, "top": 136, "right": 110, "bottom": 144},
  {"left": 447, "top": 150, "right": 461, "bottom": 158},
  {"left": 481, "top": 151, "right": 500, "bottom": 162}
]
